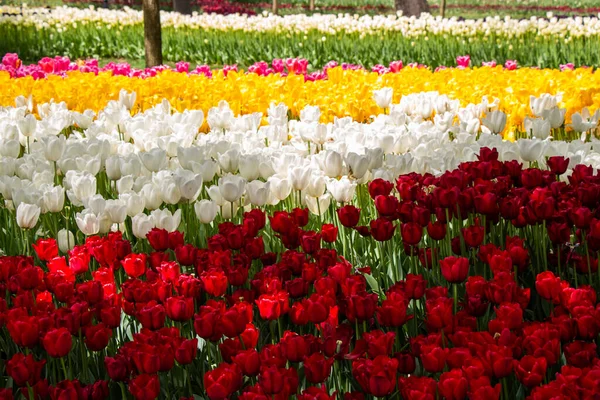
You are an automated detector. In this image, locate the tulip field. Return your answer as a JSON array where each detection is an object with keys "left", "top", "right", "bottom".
[{"left": 2, "top": 1, "right": 600, "bottom": 399}]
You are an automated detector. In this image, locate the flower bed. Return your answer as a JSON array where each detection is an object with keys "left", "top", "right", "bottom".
[
  {"left": 1, "top": 6, "right": 600, "bottom": 67},
  {"left": 1, "top": 54, "right": 600, "bottom": 139},
  {"left": 1, "top": 46, "right": 600, "bottom": 398}
]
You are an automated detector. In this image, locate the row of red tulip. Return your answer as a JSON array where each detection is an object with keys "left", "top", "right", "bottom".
[{"left": 1, "top": 148, "right": 600, "bottom": 399}]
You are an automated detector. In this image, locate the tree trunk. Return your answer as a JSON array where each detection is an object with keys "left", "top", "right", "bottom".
[
  {"left": 439, "top": 0, "right": 446, "bottom": 17},
  {"left": 172, "top": 0, "right": 192, "bottom": 14},
  {"left": 395, "top": 0, "right": 429, "bottom": 16},
  {"left": 309, "top": 0, "right": 315, "bottom": 11},
  {"left": 143, "top": 0, "right": 163, "bottom": 67},
  {"left": 272, "top": 0, "right": 278, "bottom": 14}
]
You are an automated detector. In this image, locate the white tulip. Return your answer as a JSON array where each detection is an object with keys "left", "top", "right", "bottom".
[
  {"left": 116, "top": 175, "right": 134, "bottom": 194},
  {"left": 373, "top": 87, "right": 393, "bottom": 109},
  {"left": 517, "top": 139, "right": 546, "bottom": 162},
  {"left": 151, "top": 208, "right": 181, "bottom": 232},
  {"left": 132, "top": 213, "right": 155, "bottom": 239},
  {"left": 17, "top": 114, "right": 37, "bottom": 137},
  {"left": 524, "top": 117, "right": 551, "bottom": 139},
  {"left": 0, "top": 139, "right": 21, "bottom": 158},
  {"left": 139, "top": 148, "right": 167, "bottom": 172},
  {"left": 105, "top": 155, "right": 122, "bottom": 180},
  {"left": 118, "top": 89, "right": 137, "bottom": 111},
  {"left": 176, "top": 171, "right": 203, "bottom": 202},
  {"left": 306, "top": 175, "right": 326, "bottom": 197},
  {"left": 541, "top": 107, "right": 566, "bottom": 129},
  {"left": 41, "top": 135, "right": 66, "bottom": 162},
  {"left": 289, "top": 166, "right": 311, "bottom": 191},
  {"left": 268, "top": 102, "right": 288, "bottom": 126},
  {"left": 218, "top": 149, "right": 240, "bottom": 173},
  {"left": 207, "top": 100, "right": 235, "bottom": 132},
  {"left": 481, "top": 110, "right": 507, "bottom": 134},
  {"left": 16, "top": 203, "right": 41, "bottom": 229},
  {"left": 218, "top": 175, "right": 246, "bottom": 203},
  {"left": 195, "top": 199, "right": 219, "bottom": 223},
  {"left": 42, "top": 186, "right": 65, "bottom": 213},
  {"left": 305, "top": 193, "right": 331, "bottom": 216},
  {"left": 322, "top": 150, "right": 343, "bottom": 178},
  {"left": 268, "top": 176, "right": 292, "bottom": 201},
  {"left": 300, "top": 105, "right": 321, "bottom": 124},
  {"left": 220, "top": 201, "right": 239, "bottom": 220},
  {"left": 75, "top": 209, "right": 100, "bottom": 236},
  {"left": 246, "top": 180, "right": 270, "bottom": 207},
  {"left": 530, "top": 94, "right": 561, "bottom": 117},
  {"left": 87, "top": 194, "right": 106, "bottom": 215},
  {"left": 160, "top": 180, "right": 182, "bottom": 205},
  {"left": 140, "top": 183, "right": 163, "bottom": 210},
  {"left": 327, "top": 176, "right": 357, "bottom": 203},
  {"left": 57, "top": 229, "right": 75, "bottom": 253},
  {"left": 346, "top": 153, "right": 370, "bottom": 179},
  {"left": 120, "top": 192, "right": 146, "bottom": 217},
  {"left": 105, "top": 199, "right": 127, "bottom": 224},
  {"left": 239, "top": 154, "right": 261, "bottom": 181}
]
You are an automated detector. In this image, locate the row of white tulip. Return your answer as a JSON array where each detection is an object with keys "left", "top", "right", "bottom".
[
  {"left": 2, "top": 6, "right": 600, "bottom": 38},
  {"left": 2, "top": 90, "right": 600, "bottom": 251}
]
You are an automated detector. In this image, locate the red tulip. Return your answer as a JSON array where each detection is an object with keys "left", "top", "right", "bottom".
[
  {"left": 352, "top": 355, "right": 398, "bottom": 397},
  {"left": 165, "top": 295, "right": 194, "bottom": 322},
  {"left": 303, "top": 353, "right": 334, "bottom": 383},
  {"left": 175, "top": 338, "right": 198, "bottom": 365},
  {"left": 121, "top": 253, "right": 147, "bottom": 278},
  {"left": 146, "top": 228, "right": 169, "bottom": 251},
  {"left": 440, "top": 256, "right": 469, "bottom": 283},
  {"left": 438, "top": 368, "right": 468, "bottom": 400},
  {"left": 321, "top": 224, "right": 338, "bottom": 243},
  {"left": 202, "top": 269, "right": 229, "bottom": 297},
  {"left": 232, "top": 349, "right": 261, "bottom": 376},
  {"left": 84, "top": 323, "right": 112, "bottom": 352},
  {"left": 129, "top": 374, "right": 160, "bottom": 400},
  {"left": 204, "top": 363, "right": 243, "bottom": 400},
  {"left": 6, "top": 353, "right": 45, "bottom": 387},
  {"left": 370, "top": 218, "right": 395, "bottom": 242},
  {"left": 337, "top": 205, "right": 360, "bottom": 228},
  {"left": 42, "top": 328, "right": 72, "bottom": 358},
  {"left": 515, "top": 356, "right": 547, "bottom": 388},
  {"left": 33, "top": 238, "right": 58, "bottom": 261}
]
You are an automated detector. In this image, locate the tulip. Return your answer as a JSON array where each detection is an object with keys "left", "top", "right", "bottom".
[
  {"left": 41, "top": 135, "right": 66, "bottom": 162},
  {"left": 42, "top": 186, "right": 65, "bottom": 213},
  {"left": 524, "top": 117, "right": 551, "bottom": 139},
  {"left": 440, "top": 256, "right": 469, "bottom": 283},
  {"left": 305, "top": 193, "right": 331, "bottom": 216},
  {"left": 373, "top": 87, "right": 393, "bottom": 109},
  {"left": 16, "top": 203, "right": 41, "bottom": 229},
  {"left": 481, "top": 110, "right": 506, "bottom": 134},
  {"left": 218, "top": 175, "right": 246, "bottom": 203},
  {"left": 42, "top": 328, "right": 72, "bottom": 358},
  {"left": 139, "top": 148, "right": 167, "bottom": 172},
  {"left": 326, "top": 176, "right": 356, "bottom": 203},
  {"left": 150, "top": 208, "right": 181, "bottom": 232},
  {"left": 57, "top": 229, "right": 75, "bottom": 253},
  {"left": 132, "top": 213, "right": 155, "bottom": 239},
  {"left": 246, "top": 180, "right": 270, "bottom": 207},
  {"left": 195, "top": 199, "right": 219, "bottom": 223}
]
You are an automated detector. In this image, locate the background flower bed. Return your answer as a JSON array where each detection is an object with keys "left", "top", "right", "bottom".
[{"left": 2, "top": 6, "right": 600, "bottom": 68}]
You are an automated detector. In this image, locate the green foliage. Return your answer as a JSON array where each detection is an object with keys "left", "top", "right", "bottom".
[{"left": 1, "top": 22, "right": 598, "bottom": 69}]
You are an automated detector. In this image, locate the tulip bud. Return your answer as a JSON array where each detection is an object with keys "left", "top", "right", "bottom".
[
  {"left": 150, "top": 208, "right": 181, "bottom": 232},
  {"left": 139, "top": 148, "right": 167, "bottom": 172},
  {"left": 194, "top": 200, "right": 218, "bottom": 224},
  {"left": 57, "top": 229, "right": 75, "bottom": 253}
]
